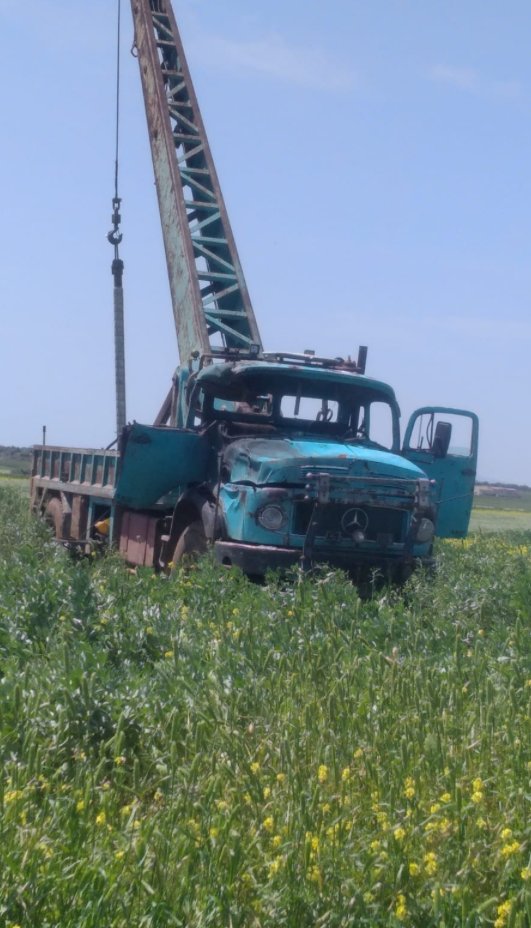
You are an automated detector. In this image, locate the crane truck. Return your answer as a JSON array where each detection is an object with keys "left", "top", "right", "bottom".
[{"left": 31, "top": 0, "right": 478, "bottom": 582}]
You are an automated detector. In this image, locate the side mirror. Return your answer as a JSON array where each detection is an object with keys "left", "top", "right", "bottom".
[{"left": 432, "top": 421, "right": 452, "bottom": 458}]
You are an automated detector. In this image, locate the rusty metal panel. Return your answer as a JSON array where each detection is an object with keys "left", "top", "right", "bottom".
[{"left": 119, "top": 511, "right": 157, "bottom": 566}]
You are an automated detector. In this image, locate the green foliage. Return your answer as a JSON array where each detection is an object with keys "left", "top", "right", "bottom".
[{"left": 0, "top": 486, "right": 529, "bottom": 927}]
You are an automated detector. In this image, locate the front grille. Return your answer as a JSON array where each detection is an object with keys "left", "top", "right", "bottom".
[{"left": 292, "top": 502, "right": 407, "bottom": 543}]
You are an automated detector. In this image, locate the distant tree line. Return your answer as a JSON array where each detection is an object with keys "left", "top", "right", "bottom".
[{"left": 0, "top": 446, "right": 32, "bottom": 477}]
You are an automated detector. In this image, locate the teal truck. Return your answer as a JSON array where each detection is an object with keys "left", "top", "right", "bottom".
[{"left": 31, "top": 0, "right": 478, "bottom": 580}]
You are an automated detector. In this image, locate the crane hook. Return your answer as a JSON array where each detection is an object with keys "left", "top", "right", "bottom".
[
  {"left": 108, "top": 196, "right": 123, "bottom": 247},
  {"left": 108, "top": 229, "right": 123, "bottom": 246}
]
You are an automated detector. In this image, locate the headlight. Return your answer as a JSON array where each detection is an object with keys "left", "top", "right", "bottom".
[
  {"left": 415, "top": 517, "right": 435, "bottom": 544},
  {"left": 258, "top": 505, "right": 286, "bottom": 532}
]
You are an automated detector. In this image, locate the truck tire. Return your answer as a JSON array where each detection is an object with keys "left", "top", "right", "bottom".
[
  {"left": 44, "top": 498, "right": 64, "bottom": 540},
  {"left": 172, "top": 519, "right": 207, "bottom": 566}
]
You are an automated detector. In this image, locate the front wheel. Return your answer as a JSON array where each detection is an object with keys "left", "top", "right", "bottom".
[{"left": 171, "top": 520, "right": 207, "bottom": 567}]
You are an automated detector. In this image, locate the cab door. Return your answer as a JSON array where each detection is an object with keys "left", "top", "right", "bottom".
[{"left": 402, "top": 407, "right": 479, "bottom": 538}]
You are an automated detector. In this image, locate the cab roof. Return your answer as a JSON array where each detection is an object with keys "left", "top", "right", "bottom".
[{"left": 195, "top": 360, "right": 397, "bottom": 403}]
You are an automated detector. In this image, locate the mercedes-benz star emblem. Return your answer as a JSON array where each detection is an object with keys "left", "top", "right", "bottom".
[{"left": 341, "top": 507, "right": 369, "bottom": 535}]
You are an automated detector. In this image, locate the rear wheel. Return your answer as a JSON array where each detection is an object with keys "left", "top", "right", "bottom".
[
  {"left": 44, "top": 498, "right": 64, "bottom": 540},
  {"left": 171, "top": 520, "right": 207, "bottom": 567}
]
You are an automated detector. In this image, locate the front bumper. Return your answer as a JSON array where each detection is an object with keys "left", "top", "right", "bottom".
[{"left": 214, "top": 540, "right": 433, "bottom": 577}]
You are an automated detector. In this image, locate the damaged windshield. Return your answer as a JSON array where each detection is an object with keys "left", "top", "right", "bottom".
[{"left": 189, "top": 367, "right": 400, "bottom": 451}]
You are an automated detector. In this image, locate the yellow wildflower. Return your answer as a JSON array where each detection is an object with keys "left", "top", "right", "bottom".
[
  {"left": 115, "top": 849, "right": 125, "bottom": 860},
  {"left": 276, "top": 772, "right": 285, "bottom": 784},
  {"left": 37, "top": 841, "right": 53, "bottom": 859},
  {"left": 250, "top": 762, "right": 260, "bottom": 775},
  {"left": 440, "top": 792, "right": 451, "bottom": 803},
  {"left": 354, "top": 747, "right": 364, "bottom": 759},
  {"left": 76, "top": 799, "right": 85, "bottom": 812},
  {"left": 395, "top": 893, "right": 407, "bottom": 920},
  {"left": 114, "top": 755, "right": 126, "bottom": 766},
  {"left": 271, "top": 834, "right": 282, "bottom": 849},
  {"left": 521, "top": 867, "right": 531, "bottom": 881},
  {"left": 310, "top": 834, "right": 320, "bottom": 852},
  {"left": 268, "top": 856, "right": 282, "bottom": 877},
  {"left": 209, "top": 826, "right": 219, "bottom": 839},
  {"left": 370, "top": 839, "right": 381, "bottom": 853},
  {"left": 363, "top": 891, "right": 374, "bottom": 904},
  {"left": 501, "top": 841, "right": 520, "bottom": 858},
  {"left": 393, "top": 826, "right": 406, "bottom": 842},
  {"left": 317, "top": 764, "right": 329, "bottom": 784},
  {"left": 424, "top": 851, "right": 438, "bottom": 875},
  {"left": 321, "top": 802, "right": 331, "bottom": 814},
  {"left": 95, "top": 811, "right": 106, "bottom": 826},
  {"left": 164, "top": 650, "right": 173, "bottom": 659},
  {"left": 263, "top": 786, "right": 271, "bottom": 800},
  {"left": 494, "top": 899, "right": 512, "bottom": 928},
  {"left": 501, "top": 827, "right": 512, "bottom": 840},
  {"left": 341, "top": 767, "right": 351, "bottom": 782},
  {"left": 326, "top": 823, "right": 340, "bottom": 841},
  {"left": 404, "top": 776, "right": 415, "bottom": 799},
  {"left": 307, "top": 865, "right": 321, "bottom": 884},
  {"left": 430, "top": 802, "right": 441, "bottom": 814},
  {"left": 263, "top": 816, "right": 274, "bottom": 832},
  {"left": 408, "top": 861, "right": 420, "bottom": 876},
  {"left": 471, "top": 790, "right": 484, "bottom": 804}
]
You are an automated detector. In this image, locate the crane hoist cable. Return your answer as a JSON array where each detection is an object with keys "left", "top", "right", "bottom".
[{"left": 107, "top": 0, "right": 126, "bottom": 437}]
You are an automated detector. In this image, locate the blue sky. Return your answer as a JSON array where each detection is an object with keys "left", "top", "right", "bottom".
[{"left": 1, "top": 0, "right": 530, "bottom": 483}]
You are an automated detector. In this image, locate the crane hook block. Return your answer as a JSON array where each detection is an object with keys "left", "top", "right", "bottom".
[{"left": 107, "top": 229, "right": 123, "bottom": 246}]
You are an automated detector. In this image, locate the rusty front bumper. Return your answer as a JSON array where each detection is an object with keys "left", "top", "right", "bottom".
[{"left": 214, "top": 540, "right": 431, "bottom": 578}]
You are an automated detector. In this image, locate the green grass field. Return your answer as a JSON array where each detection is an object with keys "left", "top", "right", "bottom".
[
  {"left": 470, "top": 508, "right": 531, "bottom": 533},
  {"left": 0, "top": 485, "right": 529, "bottom": 927}
]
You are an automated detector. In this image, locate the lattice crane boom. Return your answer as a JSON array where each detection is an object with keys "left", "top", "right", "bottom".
[{"left": 130, "top": 0, "right": 262, "bottom": 363}]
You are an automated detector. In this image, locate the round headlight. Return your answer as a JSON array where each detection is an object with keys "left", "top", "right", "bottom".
[
  {"left": 258, "top": 505, "right": 285, "bottom": 532},
  {"left": 415, "top": 517, "right": 435, "bottom": 544}
]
